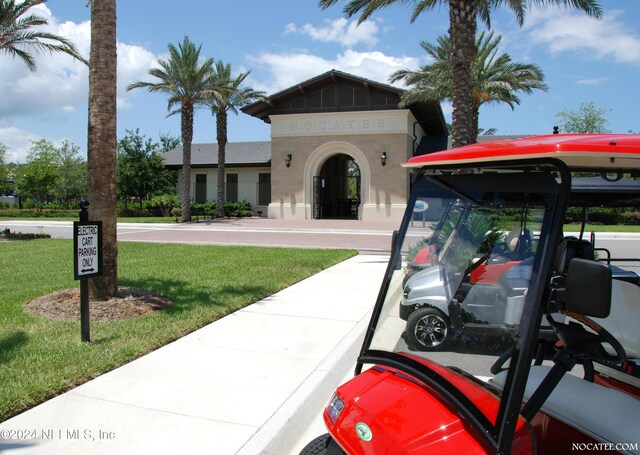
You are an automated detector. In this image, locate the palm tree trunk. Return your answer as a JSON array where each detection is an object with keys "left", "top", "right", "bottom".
[
  {"left": 448, "top": 0, "right": 477, "bottom": 148},
  {"left": 216, "top": 110, "right": 227, "bottom": 218},
  {"left": 181, "top": 104, "right": 194, "bottom": 222},
  {"left": 87, "top": 0, "right": 117, "bottom": 299},
  {"left": 472, "top": 105, "right": 480, "bottom": 142}
]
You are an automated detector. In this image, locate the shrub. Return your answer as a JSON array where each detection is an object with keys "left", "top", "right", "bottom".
[
  {"left": 191, "top": 201, "right": 216, "bottom": 217},
  {"left": 1, "top": 228, "right": 51, "bottom": 240},
  {"left": 587, "top": 208, "right": 624, "bottom": 225},
  {"left": 224, "top": 200, "right": 252, "bottom": 217},
  {"left": 41, "top": 201, "right": 81, "bottom": 210},
  {"left": 117, "top": 207, "right": 151, "bottom": 217},
  {"left": 564, "top": 207, "right": 640, "bottom": 225},
  {"left": 22, "top": 199, "right": 38, "bottom": 209},
  {"left": 564, "top": 207, "right": 583, "bottom": 224},
  {"left": 620, "top": 211, "right": 640, "bottom": 225},
  {"left": 0, "top": 209, "right": 78, "bottom": 218},
  {"left": 42, "top": 210, "right": 78, "bottom": 218},
  {"left": 143, "top": 194, "right": 180, "bottom": 217}
]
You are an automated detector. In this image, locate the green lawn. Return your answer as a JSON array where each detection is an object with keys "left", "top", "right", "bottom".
[
  {"left": 563, "top": 224, "right": 640, "bottom": 233},
  {"left": 0, "top": 239, "right": 356, "bottom": 422},
  {"left": 117, "top": 216, "right": 178, "bottom": 223},
  {"left": 0, "top": 215, "right": 178, "bottom": 223}
]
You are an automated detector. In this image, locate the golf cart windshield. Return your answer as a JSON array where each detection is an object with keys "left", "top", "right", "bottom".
[{"left": 362, "top": 166, "right": 565, "bottom": 430}]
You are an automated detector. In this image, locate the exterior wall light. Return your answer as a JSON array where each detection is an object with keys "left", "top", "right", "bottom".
[
  {"left": 285, "top": 153, "right": 292, "bottom": 168},
  {"left": 380, "top": 151, "right": 387, "bottom": 166}
]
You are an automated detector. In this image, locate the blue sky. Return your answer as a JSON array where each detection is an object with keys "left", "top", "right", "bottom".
[{"left": 1, "top": 0, "right": 639, "bottom": 162}]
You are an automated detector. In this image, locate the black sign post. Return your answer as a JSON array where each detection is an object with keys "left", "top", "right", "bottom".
[{"left": 73, "top": 201, "right": 103, "bottom": 342}]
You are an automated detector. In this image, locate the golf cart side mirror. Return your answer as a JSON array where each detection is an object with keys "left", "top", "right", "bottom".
[{"left": 563, "top": 258, "right": 612, "bottom": 318}]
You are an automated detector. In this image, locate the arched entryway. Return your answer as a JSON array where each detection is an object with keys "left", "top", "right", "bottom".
[
  {"left": 303, "top": 141, "right": 371, "bottom": 221},
  {"left": 313, "top": 154, "right": 360, "bottom": 219}
]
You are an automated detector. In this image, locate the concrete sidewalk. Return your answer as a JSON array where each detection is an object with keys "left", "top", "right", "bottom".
[{"left": 0, "top": 254, "right": 389, "bottom": 455}]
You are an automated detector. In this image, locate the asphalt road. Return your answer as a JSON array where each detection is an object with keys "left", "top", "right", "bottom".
[
  {"left": 4, "top": 219, "right": 639, "bottom": 260},
  {"left": 0, "top": 218, "right": 398, "bottom": 253}
]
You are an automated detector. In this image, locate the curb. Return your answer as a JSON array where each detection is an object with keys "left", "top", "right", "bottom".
[{"left": 236, "top": 310, "right": 372, "bottom": 455}]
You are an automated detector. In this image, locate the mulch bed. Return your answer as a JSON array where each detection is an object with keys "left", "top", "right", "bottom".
[{"left": 24, "top": 287, "right": 172, "bottom": 322}]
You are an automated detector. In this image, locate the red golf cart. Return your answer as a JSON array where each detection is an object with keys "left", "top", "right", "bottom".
[{"left": 300, "top": 134, "right": 640, "bottom": 454}]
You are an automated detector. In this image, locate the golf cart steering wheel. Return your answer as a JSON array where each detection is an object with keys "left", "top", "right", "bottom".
[
  {"left": 490, "top": 312, "right": 626, "bottom": 376},
  {"left": 561, "top": 310, "right": 627, "bottom": 364}
]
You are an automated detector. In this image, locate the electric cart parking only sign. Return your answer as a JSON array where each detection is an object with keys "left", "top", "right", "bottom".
[{"left": 73, "top": 221, "right": 103, "bottom": 280}]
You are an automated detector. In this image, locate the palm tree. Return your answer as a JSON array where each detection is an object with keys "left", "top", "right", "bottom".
[
  {"left": 87, "top": 0, "right": 117, "bottom": 299},
  {"left": 318, "top": 0, "right": 602, "bottom": 148},
  {"left": 128, "top": 36, "right": 213, "bottom": 222},
  {"left": 206, "top": 62, "right": 264, "bottom": 218},
  {"left": 0, "top": 0, "right": 87, "bottom": 71},
  {"left": 390, "top": 31, "right": 548, "bottom": 142}
]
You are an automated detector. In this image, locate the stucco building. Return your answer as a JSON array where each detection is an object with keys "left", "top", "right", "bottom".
[{"left": 164, "top": 70, "right": 449, "bottom": 223}]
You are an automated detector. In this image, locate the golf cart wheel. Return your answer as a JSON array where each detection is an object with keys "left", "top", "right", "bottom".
[
  {"left": 406, "top": 307, "right": 451, "bottom": 351},
  {"left": 299, "top": 433, "right": 344, "bottom": 455}
]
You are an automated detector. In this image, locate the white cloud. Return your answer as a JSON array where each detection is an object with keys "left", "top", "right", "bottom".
[
  {"left": 0, "top": 124, "right": 39, "bottom": 163},
  {"left": 284, "top": 18, "right": 379, "bottom": 48},
  {"left": 0, "top": 3, "right": 163, "bottom": 161},
  {"left": 116, "top": 42, "right": 159, "bottom": 109},
  {"left": 0, "top": 4, "right": 159, "bottom": 119},
  {"left": 248, "top": 52, "right": 333, "bottom": 93},
  {"left": 576, "top": 77, "right": 609, "bottom": 86},
  {"left": 248, "top": 49, "right": 419, "bottom": 95},
  {"left": 0, "top": 3, "right": 90, "bottom": 117},
  {"left": 523, "top": 7, "right": 640, "bottom": 64}
]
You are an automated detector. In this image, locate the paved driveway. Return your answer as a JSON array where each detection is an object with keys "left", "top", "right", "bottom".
[{"left": 0, "top": 218, "right": 399, "bottom": 253}]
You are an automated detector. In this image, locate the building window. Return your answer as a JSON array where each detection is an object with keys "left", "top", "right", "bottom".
[
  {"left": 195, "top": 174, "right": 207, "bottom": 203},
  {"left": 308, "top": 87, "right": 336, "bottom": 110},
  {"left": 258, "top": 173, "right": 271, "bottom": 206},
  {"left": 322, "top": 86, "right": 336, "bottom": 108},
  {"left": 226, "top": 174, "right": 238, "bottom": 202},
  {"left": 290, "top": 96, "right": 305, "bottom": 110},
  {"left": 354, "top": 87, "right": 368, "bottom": 106},
  {"left": 339, "top": 85, "right": 369, "bottom": 108}
]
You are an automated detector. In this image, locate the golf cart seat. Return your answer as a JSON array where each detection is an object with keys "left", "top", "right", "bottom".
[
  {"left": 555, "top": 237, "right": 640, "bottom": 359},
  {"left": 490, "top": 365, "right": 640, "bottom": 451},
  {"left": 505, "top": 227, "right": 533, "bottom": 258},
  {"left": 491, "top": 258, "right": 640, "bottom": 451},
  {"left": 554, "top": 236, "right": 594, "bottom": 273},
  {"left": 593, "top": 278, "right": 640, "bottom": 359}
]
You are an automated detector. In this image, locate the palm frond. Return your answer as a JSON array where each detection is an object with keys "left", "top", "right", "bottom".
[
  {"left": 393, "top": 29, "right": 547, "bottom": 135},
  {"left": 0, "top": 0, "right": 87, "bottom": 70}
]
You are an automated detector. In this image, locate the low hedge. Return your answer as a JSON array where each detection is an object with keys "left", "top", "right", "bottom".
[
  {"left": 191, "top": 200, "right": 253, "bottom": 218},
  {"left": 0, "top": 200, "right": 255, "bottom": 220},
  {"left": 1, "top": 228, "right": 51, "bottom": 240},
  {"left": 564, "top": 207, "right": 640, "bottom": 225},
  {"left": 0, "top": 209, "right": 78, "bottom": 218}
]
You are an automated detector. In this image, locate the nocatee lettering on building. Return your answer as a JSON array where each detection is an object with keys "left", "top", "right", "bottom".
[{"left": 285, "top": 117, "right": 387, "bottom": 135}]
